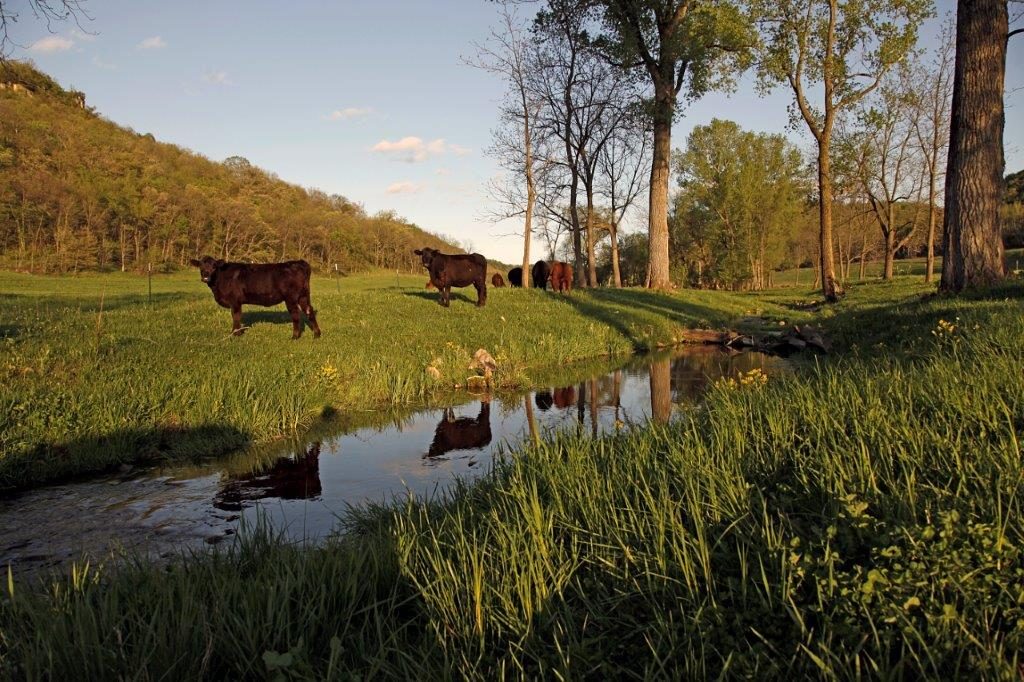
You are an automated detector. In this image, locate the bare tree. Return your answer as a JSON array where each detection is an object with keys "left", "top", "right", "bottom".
[
  {"left": 912, "top": 16, "right": 954, "bottom": 283},
  {"left": 597, "top": 108, "right": 650, "bottom": 287},
  {"left": 470, "top": 2, "right": 544, "bottom": 288},
  {"left": 0, "top": 0, "right": 89, "bottom": 58}
]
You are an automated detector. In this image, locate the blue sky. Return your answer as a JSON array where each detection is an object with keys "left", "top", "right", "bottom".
[{"left": 8, "top": 0, "right": 1023, "bottom": 264}]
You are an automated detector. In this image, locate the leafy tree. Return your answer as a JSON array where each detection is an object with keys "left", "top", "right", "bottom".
[
  {"left": 670, "top": 119, "right": 807, "bottom": 290},
  {"left": 586, "top": 0, "right": 753, "bottom": 289},
  {"left": 751, "top": 0, "right": 932, "bottom": 301}
]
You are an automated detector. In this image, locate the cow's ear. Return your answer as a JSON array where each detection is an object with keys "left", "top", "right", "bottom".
[
  {"left": 413, "top": 249, "right": 423, "bottom": 256},
  {"left": 189, "top": 258, "right": 201, "bottom": 267}
]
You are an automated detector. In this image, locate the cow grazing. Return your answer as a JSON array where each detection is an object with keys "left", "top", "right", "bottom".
[
  {"left": 426, "top": 402, "right": 492, "bottom": 459},
  {"left": 507, "top": 267, "right": 523, "bottom": 287},
  {"left": 491, "top": 273, "right": 506, "bottom": 288},
  {"left": 414, "top": 247, "right": 487, "bottom": 307},
  {"left": 189, "top": 256, "right": 321, "bottom": 338},
  {"left": 549, "top": 261, "right": 574, "bottom": 293},
  {"left": 532, "top": 260, "right": 550, "bottom": 290}
]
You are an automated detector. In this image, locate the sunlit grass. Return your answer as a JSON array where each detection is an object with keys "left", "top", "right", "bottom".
[
  {"left": 1, "top": 278, "right": 1020, "bottom": 678},
  {"left": 0, "top": 270, "right": 796, "bottom": 490}
]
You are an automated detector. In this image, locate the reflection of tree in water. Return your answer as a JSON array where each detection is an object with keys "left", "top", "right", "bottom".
[
  {"left": 426, "top": 402, "right": 492, "bottom": 459},
  {"left": 649, "top": 358, "right": 673, "bottom": 423},
  {"left": 668, "top": 347, "right": 778, "bottom": 402},
  {"left": 214, "top": 442, "right": 322, "bottom": 511}
]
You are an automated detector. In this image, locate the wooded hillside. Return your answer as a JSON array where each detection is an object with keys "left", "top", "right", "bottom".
[{"left": 0, "top": 61, "right": 457, "bottom": 274}]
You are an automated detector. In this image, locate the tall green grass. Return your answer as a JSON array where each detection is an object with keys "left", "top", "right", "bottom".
[
  {"left": 1, "top": 271, "right": 790, "bottom": 491},
  {"left": 2, "top": 280, "right": 1020, "bottom": 678}
]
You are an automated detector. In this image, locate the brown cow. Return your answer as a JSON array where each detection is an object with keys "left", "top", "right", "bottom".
[
  {"left": 491, "top": 273, "right": 506, "bottom": 288},
  {"left": 414, "top": 247, "right": 487, "bottom": 307},
  {"left": 190, "top": 256, "right": 321, "bottom": 338},
  {"left": 426, "top": 402, "right": 492, "bottom": 458},
  {"left": 553, "top": 386, "right": 577, "bottom": 409},
  {"left": 549, "top": 261, "right": 573, "bottom": 293}
]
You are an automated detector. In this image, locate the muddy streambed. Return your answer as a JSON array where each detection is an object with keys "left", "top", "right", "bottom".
[{"left": 0, "top": 347, "right": 790, "bottom": 578}]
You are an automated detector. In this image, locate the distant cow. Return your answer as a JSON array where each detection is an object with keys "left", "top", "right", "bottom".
[
  {"left": 491, "top": 273, "right": 506, "bottom": 288},
  {"left": 532, "top": 260, "right": 550, "bottom": 290},
  {"left": 189, "top": 256, "right": 321, "bottom": 338},
  {"left": 426, "top": 402, "right": 492, "bottom": 459},
  {"left": 414, "top": 247, "right": 487, "bottom": 307},
  {"left": 214, "top": 442, "right": 322, "bottom": 511},
  {"left": 549, "top": 261, "right": 573, "bottom": 293},
  {"left": 507, "top": 267, "right": 523, "bottom": 287}
]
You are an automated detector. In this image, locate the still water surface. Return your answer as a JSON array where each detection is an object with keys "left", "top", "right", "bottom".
[{"left": 0, "top": 347, "right": 788, "bottom": 577}]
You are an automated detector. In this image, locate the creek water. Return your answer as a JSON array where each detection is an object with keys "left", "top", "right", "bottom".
[{"left": 0, "top": 346, "right": 789, "bottom": 579}]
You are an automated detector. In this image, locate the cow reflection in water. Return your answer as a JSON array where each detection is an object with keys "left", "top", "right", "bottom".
[
  {"left": 426, "top": 402, "right": 492, "bottom": 459},
  {"left": 534, "top": 390, "right": 554, "bottom": 411},
  {"left": 553, "top": 386, "right": 577, "bottom": 409},
  {"left": 214, "top": 442, "right": 322, "bottom": 511}
]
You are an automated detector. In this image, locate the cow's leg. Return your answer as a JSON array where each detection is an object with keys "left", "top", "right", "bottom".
[
  {"left": 231, "top": 306, "right": 244, "bottom": 335},
  {"left": 300, "top": 293, "right": 321, "bottom": 338},
  {"left": 475, "top": 279, "right": 486, "bottom": 307},
  {"left": 287, "top": 301, "right": 303, "bottom": 339},
  {"left": 441, "top": 286, "right": 451, "bottom": 307}
]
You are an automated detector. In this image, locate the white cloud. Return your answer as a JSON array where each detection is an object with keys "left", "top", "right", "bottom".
[
  {"left": 91, "top": 55, "right": 117, "bottom": 70},
  {"left": 326, "top": 106, "right": 372, "bottom": 121},
  {"left": 385, "top": 181, "right": 423, "bottom": 195},
  {"left": 202, "top": 70, "right": 232, "bottom": 86},
  {"left": 29, "top": 35, "right": 74, "bottom": 53},
  {"left": 138, "top": 36, "right": 167, "bottom": 50},
  {"left": 371, "top": 136, "right": 468, "bottom": 163},
  {"left": 435, "top": 167, "right": 451, "bottom": 176},
  {"left": 70, "top": 29, "right": 97, "bottom": 42}
]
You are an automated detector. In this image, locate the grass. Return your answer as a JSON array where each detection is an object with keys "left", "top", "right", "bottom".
[
  {"left": 770, "top": 247, "right": 1024, "bottom": 287},
  {"left": 1, "top": 276, "right": 1021, "bottom": 678},
  {"left": 0, "top": 269, "right": 796, "bottom": 491}
]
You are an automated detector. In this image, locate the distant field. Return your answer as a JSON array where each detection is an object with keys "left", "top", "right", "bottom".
[
  {"left": 0, "top": 269, "right": 800, "bottom": 491},
  {"left": 771, "top": 247, "right": 1024, "bottom": 287}
]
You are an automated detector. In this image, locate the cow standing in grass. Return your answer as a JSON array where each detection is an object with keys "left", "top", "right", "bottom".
[
  {"left": 549, "top": 261, "right": 573, "bottom": 293},
  {"left": 414, "top": 247, "right": 487, "bottom": 307},
  {"left": 190, "top": 256, "right": 321, "bottom": 338}
]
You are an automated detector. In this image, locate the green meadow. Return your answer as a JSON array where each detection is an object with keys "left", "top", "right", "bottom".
[
  {"left": 0, "top": 273, "right": 1021, "bottom": 678},
  {"left": 0, "top": 269, "right": 797, "bottom": 491}
]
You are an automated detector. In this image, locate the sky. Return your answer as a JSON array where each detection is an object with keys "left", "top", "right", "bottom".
[{"left": 6, "top": 0, "right": 1023, "bottom": 264}]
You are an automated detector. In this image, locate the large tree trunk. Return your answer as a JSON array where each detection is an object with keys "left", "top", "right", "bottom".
[
  {"left": 817, "top": 141, "right": 843, "bottom": 301},
  {"left": 648, "top": 357, "right": 672, "bottom": 424},
  {"left": 523, "top": 105, "right": 535, "bottom": 289},
  {"left": 648, "top": 87, "right": 673, "bottom": 290},
  {"left": 941, "top": 0, "right": 1007, "bottom": 291}
]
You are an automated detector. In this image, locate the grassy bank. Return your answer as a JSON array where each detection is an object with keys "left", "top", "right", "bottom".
[
  {"left": 1, "top": 279, "right": 1021, "bottom": 678},
  {"left": 0, "top": 270, "right": 792, "bottom": 491}
]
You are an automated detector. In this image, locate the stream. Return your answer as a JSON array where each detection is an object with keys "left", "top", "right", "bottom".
[{"left": 0, "top": 346, "right": 790, "bottom": 579}]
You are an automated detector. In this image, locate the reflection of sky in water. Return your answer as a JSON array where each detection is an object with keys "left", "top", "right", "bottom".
[{"left": 0, "top": 348, "right": 789, "bottom": 577}]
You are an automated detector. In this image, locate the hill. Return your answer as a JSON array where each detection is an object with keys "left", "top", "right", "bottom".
[{"left": 0, "top": 61, "right": 458, "bottom": 274}]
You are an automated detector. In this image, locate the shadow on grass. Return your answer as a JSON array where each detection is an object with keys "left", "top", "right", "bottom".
[
  {"left": 1, "top": 423, "right": 252, "bottom": 494},
  {"left": 402, "top": 290, "right": 478, "bottom": 305}
]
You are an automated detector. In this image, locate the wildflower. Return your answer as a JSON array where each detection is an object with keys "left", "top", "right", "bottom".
[{"left": 320, "top": 362, "right": 339, "bottom": 381}]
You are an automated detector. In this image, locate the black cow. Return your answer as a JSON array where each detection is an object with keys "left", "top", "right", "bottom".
[
  {"left": 414, "top": 247, "right": 487, "bottom": 307},
  {"left": 426, "top": 402, "right": 492, "bottom": 459},
  {"left": 507, "top": 267, "right": 523, "bottom": 287},
  {"left": 532, "top": 260, "right": 550, "bottom": 290},
  {"left": 190, "top": 256, "right": 321, "bottom": 338},
  {"left": 214, "top": 442, "right": 322, "bottom": 511}
]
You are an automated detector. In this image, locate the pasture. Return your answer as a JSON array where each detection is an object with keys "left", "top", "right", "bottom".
[
  {"left": 0, "top": 269, "right": 795, "bottom": 491},
  {"left": 1, "top": 276, "right": 1021, "bottom": 678}
]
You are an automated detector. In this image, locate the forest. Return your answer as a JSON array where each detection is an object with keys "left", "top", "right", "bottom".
[{"left": 0, "top": 61, "right": 459, "bottom": 274}]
